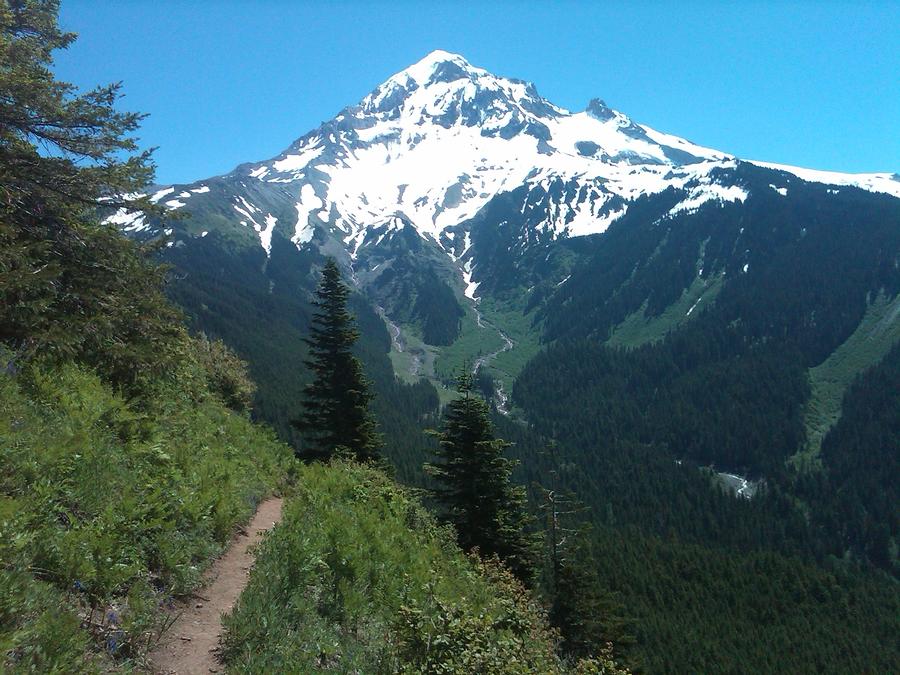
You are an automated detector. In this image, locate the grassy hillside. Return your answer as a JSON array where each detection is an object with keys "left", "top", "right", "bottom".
[
  {"left": 606, "top": 272, "right": 724, "bottom": 348},
  {"left": 0, "top": 4, "right": 301, "bottom": 665},
  {"left": 0, "top": 355, "right": 293, "bottom": 672},
  {"left": 222, "top": 461, "right": 618, "bottom": 674}
]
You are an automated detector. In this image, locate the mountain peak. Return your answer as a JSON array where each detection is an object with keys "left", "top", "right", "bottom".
[
  {"left": 385, "top": 49, "right": 481, "bottom": 88},
  {"left": 407, "top": 50, "right": 471, "bottom": 78},
  {"left": 228, "top": 52, "right": 741, "bottom": 246},
  {"left": 112, "top": 47, "right": 900, "bottom": 270},
  {"left": 422, "top": 49, "right": 467, "bottom": 63},
  {"left": 358, "top": 50, "right": 549, "bottom": 123}
]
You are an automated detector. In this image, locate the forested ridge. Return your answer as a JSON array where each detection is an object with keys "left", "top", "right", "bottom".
[
  {"left": 803, "top": 340, "right": 900, "bottom": 569},
  {"left": 498, "top": 167, "right": 900, "bottom": 670},
  {"left": 514, "top": 166, "right": 900, "bottom": 576}
]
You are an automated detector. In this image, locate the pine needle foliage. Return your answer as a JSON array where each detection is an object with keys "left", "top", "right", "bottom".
[
  {"left": 0, "top": 0, "right": 155, "bottom": 212},
  {"left": 426, "top": 372, "right": 538, "bottom": 583},
  {"left": 293, "top": 258, "right": 381, "bottom": 463}
]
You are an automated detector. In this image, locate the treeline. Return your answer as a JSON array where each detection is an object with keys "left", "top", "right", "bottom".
[
  {"left": 160, "top": 174, "right": 900, "bottom": 669},
  {"left": 541, "top": 165, "right": 900, "bottom": 362},
  {"left": 523, "top": 165, "right": 900, "bottom": 481}
]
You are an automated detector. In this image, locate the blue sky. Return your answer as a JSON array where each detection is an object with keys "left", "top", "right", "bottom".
[{"left": 56, "top": 1, "right": 899, "bottom": 186}]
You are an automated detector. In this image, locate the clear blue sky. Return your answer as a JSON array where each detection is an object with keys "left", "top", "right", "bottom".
[{"left": 56, "top": 1, "right": 899, "bottom": 186}]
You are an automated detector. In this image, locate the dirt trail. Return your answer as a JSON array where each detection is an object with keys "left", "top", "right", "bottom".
[{"left": 148, "top": 497, "right": 283, "bottom": 674}]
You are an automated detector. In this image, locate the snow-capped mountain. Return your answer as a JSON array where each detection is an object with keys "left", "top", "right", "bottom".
[
  {"left": 243, "top": 49, "right": 738, "bottom": 247},
  {"left": 111, "top": 50, "right": 900, "bottom": 301},
  {"left": 103, "top": 51, "right": 900, "bottom": 602}
]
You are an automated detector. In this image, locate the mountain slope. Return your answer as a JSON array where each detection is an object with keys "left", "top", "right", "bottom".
[
  {"left": 109, "top": 50, "right": 898, "bottom": 299},
  {"left": 109, "top": 51, "right": 900, "bottom": 402},
  {"left": 111, "top": 45, "right": 900, "bottom": 484},
  {"left": 111, "top": 50, "right": 900, "bottom": 572}
]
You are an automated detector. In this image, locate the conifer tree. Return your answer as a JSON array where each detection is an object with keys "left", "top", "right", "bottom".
[
  {"left": 537, "top": 468, "right": 635, "bottom": 664},
  {"left": 0, "top": 0, "right": 187, "bottom": 391},
  {"left": 0, "top": 0, "right": 154, "bottom": 215},
  {"left": 426, "top": 372, "right": 537, "bottom": 582},
  {"left": 293, "top": 258, "right": 381, "bottom": 463}
]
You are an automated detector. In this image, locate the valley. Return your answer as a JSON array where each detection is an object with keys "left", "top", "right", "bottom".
[
  {"left": 471, "top": 302, "right": 516, "bottom": 413},
  {"left": 126, "top": 53, "right": 899, "bottom": 672},
  {"left": 378, "top": 279, "right": 529, "bottom": 411}
]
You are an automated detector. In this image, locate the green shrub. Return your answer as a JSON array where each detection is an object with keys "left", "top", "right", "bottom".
[{"left": 190, "top": 334, "right": 257, "bottom": 414}]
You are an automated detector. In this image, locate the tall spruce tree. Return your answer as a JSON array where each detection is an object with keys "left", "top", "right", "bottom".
[
  {"left": 426, "top": 372, "right": 537, "bottom": 582},
  {"left": 293, "top": 258, "right": 381, "bottom": 463}
]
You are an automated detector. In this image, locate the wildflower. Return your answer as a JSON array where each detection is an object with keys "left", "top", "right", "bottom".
[{"left": 106, "top": 629, "right": 124, "bottom": 655}]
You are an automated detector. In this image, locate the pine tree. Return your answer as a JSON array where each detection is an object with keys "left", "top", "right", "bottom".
[
  {"left": 426, "top": 372, "right": 537, "bottom": 582},
  {"left": 293, "top": 258, "right": 381, "bottom": 463},
  {"left": 0, "top": 0, "right": 187, "bottom": 391},
  {"left": 0, "top": 0, "right": 154, "bottom": 215}
]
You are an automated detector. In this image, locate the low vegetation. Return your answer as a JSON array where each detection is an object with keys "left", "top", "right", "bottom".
[
  {"left": 0, "top": 351, "right": 292, "bottom": 671},
  {"left": 222, "top": 461, "right": 619, "bottom": 674}
]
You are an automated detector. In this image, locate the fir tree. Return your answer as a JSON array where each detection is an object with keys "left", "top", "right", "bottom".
[
  {"left": 0, "top": 0, "right": 154, "bottom": 215},
  {"left": 426, "top": 372, "right": 537, "bottom": 582},
  {"left": 293, "top": 258, "right": 381, "bottom": 463}
]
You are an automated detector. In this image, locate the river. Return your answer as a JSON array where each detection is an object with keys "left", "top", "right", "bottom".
[
  {"left": 471, "top": 304, "right": 515, "bottom": 414},
  {"left": 716, "top": 472, "right": 758, "bottom": 499}
]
